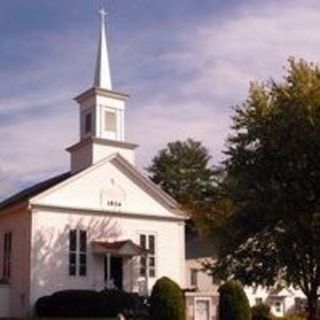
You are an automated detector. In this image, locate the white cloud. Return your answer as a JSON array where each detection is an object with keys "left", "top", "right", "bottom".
[
  {"left": 2, "top": 0, "right": 320, "bottom": 199},
  {"left": 161, "top": 0, "right": 320, "bottom": 99},
  {"left": 130, "top": 0, "right": 320, "bottom": 165}
]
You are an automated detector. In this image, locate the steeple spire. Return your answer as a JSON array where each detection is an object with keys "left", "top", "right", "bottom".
[{"left": 94, "top": 7, "right": 112, "bottom": 90}]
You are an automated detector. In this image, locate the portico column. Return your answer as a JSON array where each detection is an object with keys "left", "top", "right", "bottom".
[
  {"left": 130, "top": 257, "right": 133, "bottom": 292},
  {"left": 106, "top": 253, "right": 111, "bottom": 289},
  {"left": 145, "top": 252, "right": 149, "bottom": 296}
]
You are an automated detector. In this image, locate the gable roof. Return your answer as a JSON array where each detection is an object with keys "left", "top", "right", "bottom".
[
  {"left": 0, "top": 172, "right": 70, "bottom": 212},
  {"left": 0, "top": 153, "right": 183, "bottom": 217},
  {"left": 31, "top": 153, "right": 182, "bottom": 214}
]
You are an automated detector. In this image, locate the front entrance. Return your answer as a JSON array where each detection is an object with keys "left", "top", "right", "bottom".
[
  {"left": 195, "top": 299, "right": 210, "bottom": 320},
  {"left": 104, "top": 256, "right": 123, "bottom": 290}
]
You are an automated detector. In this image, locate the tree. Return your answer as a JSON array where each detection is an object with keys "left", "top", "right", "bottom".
[
  {"left": 149, "top": 277, "right": 185, "bottom": 320},
  {"left": 219, "top": 281, "right": 251, "bottom": 320},
  {"left": 210, "top": 59, "right": 320, "bottom": 320},
  {"left": 147, "top": 139, "right": 217, "bottom": 230}
]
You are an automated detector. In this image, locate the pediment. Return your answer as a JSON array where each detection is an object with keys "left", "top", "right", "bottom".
[{"left": 31, "top": 154, "right": 184, "bottom": 220}]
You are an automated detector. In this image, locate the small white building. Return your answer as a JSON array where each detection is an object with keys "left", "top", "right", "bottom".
[
  {"left": 185, "top": 233, "right": 306, "bottom": 319},
  {"left": 185, "top": 234, "right": 219, "bottom": 320},
  {"left": 245, "top": 286, "right": 306, "bottom": 318},
  {"left": 0, "top": 10, "right": 185, "bottom": 318}
]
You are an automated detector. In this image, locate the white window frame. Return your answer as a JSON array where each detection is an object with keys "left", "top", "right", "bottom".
[
  {"left": 138, "top": 232, "right": 157, "bottom": 278},
  {"left": 104, "top": 110, "right": 117, "bottom": 132},
  {"left": 69, "top": 229, "right": 87, "bottom": 277},
  {"left": 190, "top": 268, "right": 198, "bottom": 287}
]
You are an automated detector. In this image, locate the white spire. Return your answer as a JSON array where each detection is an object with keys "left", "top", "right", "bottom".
[{"left": 94, "top": 7, "right": 112, "bottom": 90}]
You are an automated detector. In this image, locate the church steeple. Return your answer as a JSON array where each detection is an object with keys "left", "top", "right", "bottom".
[
  {"left": 94, "top": 8, "right": 112, "bottom": 90},
  {"left": 67, "top": 8, "right": 138, "bottom": 174}
]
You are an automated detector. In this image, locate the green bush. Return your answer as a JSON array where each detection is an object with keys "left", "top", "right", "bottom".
[
  {"left": 251, "top": 303, "right": 272, "bottom": 320},
  {"left": 218, "top": 281, "right": 251, "bottom": 320},
  {"left": 274, "top": 315, "right": 305, "bottom": 320},
  {"left": 149, "top": 277, "right": 185, "bottom": 320},
  {"left": 35, "top": 289, "right": 137, "bottom": 317},
  {"left": 101, "top": 289, "right": 136, "bottom": 316}
]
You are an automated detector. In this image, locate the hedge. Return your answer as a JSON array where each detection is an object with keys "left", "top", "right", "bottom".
[
  {"left": 149, "top": 277, "right": 185, "bottom": 320},
  {"left": 35, "top": 289, "right": 136, "bottom": 317},
  {"left": 218, "top": 281, "right": 251, "bottom": 320},
  {"left": 251, "top": 303, "right": 273, "bottom": 320}
]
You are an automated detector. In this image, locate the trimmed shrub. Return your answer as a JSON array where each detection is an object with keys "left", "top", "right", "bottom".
[
  {"left": 101, "top": 289, "right": 136, "bottom": 316},
  {"left": 123, "top": 294, "right": 149, "bottom": 320},
  {"left": 275, "top": 315, "right": 305, "bottom": 320},
  {"left": 149, "top": 277, "right": 185, "bottom": 320},
  {"left": 35, "top": 289, "right": 137, "bottom": 317},
  {"left": 251, "top": 303, "right": 272, "bottom": 320},
  {"left": 218, "top": 281, "right": 251, "bottom": 320}
]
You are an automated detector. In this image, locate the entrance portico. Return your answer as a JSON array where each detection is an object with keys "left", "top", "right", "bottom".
[{"left": 92, "top": 240, "right": 149, "bottom": 293}]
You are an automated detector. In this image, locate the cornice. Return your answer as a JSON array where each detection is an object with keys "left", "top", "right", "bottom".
[
  {"left": 74, "top": 86, "right": 129, "bottom": 103},
  {"left": 31, "top": 203, "right": 187, "bottom": 222},
  {"left": 66, "top": 137, "right": 138, "bottom": 153}
]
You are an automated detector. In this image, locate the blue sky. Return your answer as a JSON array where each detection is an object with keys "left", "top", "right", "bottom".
[{"left": 1, "top": 0, "right": 320, "bottom": 199}]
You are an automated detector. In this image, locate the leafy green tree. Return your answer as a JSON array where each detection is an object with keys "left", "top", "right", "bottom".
[
  {"left": 219, "top": 281, "right": 251, "bottom": 320},
  {"left": 210, "top": 59, "right": 320, "bottom": 320},
  {"left": 147, "top": 139, "right": 217, "bottom": 231}
]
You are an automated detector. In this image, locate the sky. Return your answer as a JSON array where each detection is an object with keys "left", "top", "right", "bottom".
[{"left": 1, "top": 0, "right": 320, "bottom": 200}]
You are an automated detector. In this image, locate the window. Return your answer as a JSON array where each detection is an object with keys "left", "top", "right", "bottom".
[
  {"left": 211, "top": 274, "right": 220, "bottom": 285},
  {"left": 275, "top": 301, "right": 282, "bottom": 313},
  {"left": 79, "top": 230, "right": 87, "bottom": 276},
  {"left": 139, "top": 235, "right": 146, "bottom": 277},
  {"left": 69, "top": 230, "right": 77, "bottom": 276},
  {"left": 85, "top": 113, "right": 92, "bottom": 133},
  {"left": 139, "top": 234, "right": 156, "bottom": 278},
  {"left": 104, "top": 111, "right": 117, "bottom": 132},
  {"left": 2, "top": 232, "right": 12, "bottom": 280},
  {"left": 69, "top": 229, "right": 87, "bottom": 276},
  {"left": 255, "top": 298, "right": 263, "bottom": 305},
  {"left": 190, "top": 269, "right": 198, "bottom": 286}
]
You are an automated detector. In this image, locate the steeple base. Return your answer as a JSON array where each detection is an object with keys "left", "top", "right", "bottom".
[{"left": 67, "top": 137, "right": 138, "bottom": 174}]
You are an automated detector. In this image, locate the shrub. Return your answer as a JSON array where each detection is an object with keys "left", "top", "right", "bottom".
[
  {"left": 101, "top": 289, "right": 136, "bottom": 316},
  {"left": 149, "top": 277, "right": 185, "bottom": 320},
  {"left": 123, "top": 294, "right": 149, "bottom": 319},
  {"left": 274, "top": 315, "right": 305, "bottom": 320},
  {"left": 218, "top": 281, "right": 251, "bottom": 320},
  {"left": 251, "top": 303, "right": 272, "bottom": 320},
  {"left": 35, "top": 289, "right": 137, "bottom": 317}
]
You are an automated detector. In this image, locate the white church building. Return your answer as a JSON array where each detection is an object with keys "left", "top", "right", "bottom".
[{"left": 0, "top": 10, "right": 185, "bottom": 318}]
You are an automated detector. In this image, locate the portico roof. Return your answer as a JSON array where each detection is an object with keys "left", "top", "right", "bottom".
[{"left": 92, "top": 239, "right": 148, "bottom": 256}]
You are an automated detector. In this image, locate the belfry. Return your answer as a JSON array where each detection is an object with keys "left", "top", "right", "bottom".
[{"left": 67, "top": 8, "right": 137, "bottom": 173}]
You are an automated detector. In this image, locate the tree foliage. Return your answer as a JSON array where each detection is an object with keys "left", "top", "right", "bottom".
[
  {"left": 147, "top": 139, "right": 218, "bottom": 231},
  {"left": 147, "top": 139, "right": 214, "bottom": 205},
  {"left": 210, "top": 59, "right": 320, "bottom": 320},
  {"left": 218, "top": 280, "right": 251, "bottom": 320}
]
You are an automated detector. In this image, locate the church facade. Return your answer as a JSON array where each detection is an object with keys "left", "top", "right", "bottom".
[{"left": 0, "top": 10, "right": 185, "bottom": 318}]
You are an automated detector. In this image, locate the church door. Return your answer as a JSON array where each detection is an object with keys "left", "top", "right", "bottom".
[{"left": 104, "top": 256, "right": 123, "bottom": 290}]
